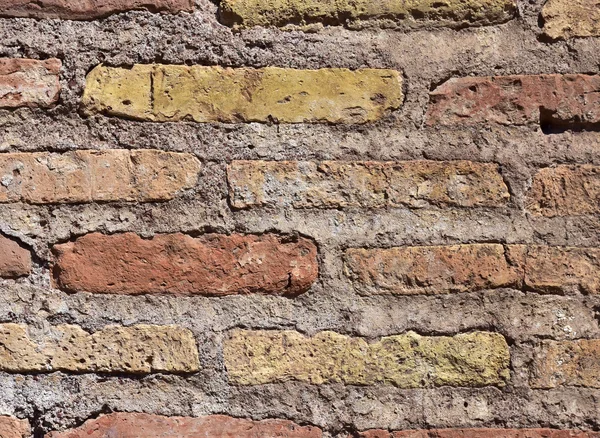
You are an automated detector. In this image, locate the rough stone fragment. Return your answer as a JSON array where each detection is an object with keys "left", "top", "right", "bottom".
[
  {"left": 0, "top": 0, "right": 194, "bottom": 20},
  {"left": 0, "top": 235, "right": 31, "bottom": 278},
  {"left": 224, "top": 330, "right": 510, "bottom": 387},
  {"left": 82, "top": 64, "right": 403, "bottom": 124},
  {"left": 344, "top": 244, "right": 523, "bottom": 295},
  {"left": 531, "top": 339, "right": 600, "bottom": 388},
  {"left": 0, "top": 150, "right": 200, "bottom": 204},
  {"left": 357, "top": 430, "right": 600, "bottom": 438},
  {"left": 0, "top": 323, "right": 199, "bottom": 374},
  {"left": 527, "top": 165, "right": 600, "bottom": 217},
  {"left": 542, "top": 0, "right": 600, "bottom": 40},
  {"left": 52, "top": 233, "right": 318, "bottom": 296},
  {"left": 0, "top": 58, "right": 60, "bottom": 108},
  {"left": 0, "top": 416, "right": 30, "bottom": 438},
  {"left": 45, "top": 413, "right": 321, "bottom": 438},
  {"left": 219, "top": 0, "right": 517, "bottom": 29},
  {"left": 427, "top": 74, "right": 600, "bottom": 128},
  {"left": 227, "top": 160, "right": 510, "bottom": 209}
]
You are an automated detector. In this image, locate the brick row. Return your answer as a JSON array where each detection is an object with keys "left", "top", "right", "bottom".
[{"left": 345, "top": 244, "right": 600, "bottom": 295}]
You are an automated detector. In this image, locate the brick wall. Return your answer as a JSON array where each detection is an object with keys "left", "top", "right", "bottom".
[{"left": 0, "top": 0, "right": 599, "bottom": 436}]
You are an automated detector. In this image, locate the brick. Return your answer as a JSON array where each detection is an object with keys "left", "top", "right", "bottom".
[
  {"left": 0, "top": 58, "right": 60, "bottom": 109},
  {"left": 224, "top": 330, "right": 510, "bottom": 387},
  {"left": 0, "top": 416, "right": 30, "bottom": 438},
  {"left": 0, "top": 235, "right": 31, "bottom": 278},
  {"left": 345, "top": 244, "right": 600, "bottom": 295},
  {"left": 526, "top": 165, "right": 600, "bottom": 217},
  {"left": 82, "top": 64, "right": 403, "bottom": 124},
  {"left": 542, "top": 0, "right": 600, "bottom": 40},
  {"left": 344, "top": 244, "right": 522, "bottom": 295},
  {"left": 0, "top": 323, "right": 199, "bottom": 374},
  {"left": 228, "top": 160, "right": 509, "bottom": 209},
  {"left": 0, "top": 150, "right": 200, "bottom": 204},
  {"left": 531, "top": 339, "right": 600, "bottom": 388},
  {"left": 357, "top": 430, "right": 600, "bottom": 438},
  {"left": 0, "top": 0, "right": 193, "bottom": 20},
  {"left": 219, "top": 0, "right": 517, "bottom": 29},
  {"left": 46, "top": 413, "right": 321, "bottom": 438},
  {"left": 427, "top": 74, "right": 600, "bottom": 127},
  {"left": 52, "top": 233, "right": 318, "bottom": 296}
]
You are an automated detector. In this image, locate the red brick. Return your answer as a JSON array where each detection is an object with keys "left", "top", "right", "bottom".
[
  {"left": 52, "top": 233, "right": 318, "bottom": 296},
  {"left": 0, "top": 58, "right": 60, "bottom": 109},
  {"left": 427, "top": 74, "right": 600, "bottom": 127},
  {"left": 0, "top": 235, "right": 31, "bottom": 278},
  {"left": 0, "top": 0, "right": 193, "bottom": 19},
  {"left": 0, "top": 416, "right": 30, "bottom": 438},
  {"left": 357, "top": 430, "right": 600, "bottom": 438},
  {"left": 45, "top": 413, "right": 321, "bottom": 438}
]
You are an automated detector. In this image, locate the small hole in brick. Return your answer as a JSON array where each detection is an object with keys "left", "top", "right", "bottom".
[{"left": 122, "top": 100, "right": 132, "bottom": 106}]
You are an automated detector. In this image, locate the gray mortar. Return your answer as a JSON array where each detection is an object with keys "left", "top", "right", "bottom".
[{"left": 1, "top": 0, "right": 600, "bottom": 435}]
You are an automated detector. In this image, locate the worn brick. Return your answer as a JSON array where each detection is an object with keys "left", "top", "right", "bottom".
[
  {"left": 531, "top": 339, "right": 600, "bottom": 389},
  {"left": 228, "top": 160, "right": 509, "bottom": 209},
  {"left": 219, "top": 0, "right": 517, "bottom": 29},
  {"left": 52, "top": 233, "right": 318, "bottom": 296},
  {"left": 0, "top": 235, "right": 31, "bottom": 278},
  {"left": 357, "top": 429, "right": 600, "bottom": 438},
  {"left": 542, "top": 0, "right": 600, "bottom": 40},
  {"left": 344, "top": 244, "right": 522, "bottom": 295},
  {"left": 46, "top": 413, "right": 321, "bottom": 438},
  {"left": 527, "top": 165, "right": 600, "bottom": 217},
  {"left": 0, "top": 416, "right": 30, "bottom": 438},
  {"left": 0, "top": 58, "right": 60, "bottom": 108},
  {"left": 82, "top": 64, "right": 403, "bottom": 124},
  {"left": 224, "top": 330, "right": 510, "bottom": 387},
  {"left": 345, "top": 244, "right": 600, "bottom": 295},
  {"left": 427, "top": 74, "right": 600, "bottom": 127},
  {"left": 0, "top": 323, "right": 199, "bottom": 374},
  {"left": 0, "top": 0, "right": 193, "bottom": 19},
  {"left": 0, "top": 150, "right": 200, "bottom": 204}
]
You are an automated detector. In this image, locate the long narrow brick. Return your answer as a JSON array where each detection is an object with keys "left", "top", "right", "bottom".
[
  {"left": 0, "top": 150, "right": 200, "bottom": 204},
  {"left": 345, "top": 245, "right": 600, "bottom": 295},
  {"left": 531, "top": 339, "right": 600, "bottom": 389},
  {"left": 526, "top": 165, "right": 600, "bottom": 217},
  {"left": 82, "top": 64, "right": 403, "bottom": 124},
  {"left": 0, "top": 323, "right": 199, "bottom": 374},
  {"left": 0, "top": 235, "right": 31, "bottom": 278},
  {"left": 427, "top": 74, "right": 600, "bottom": 127},
  {"left": 0, "top": 0, "right": 193, "bottom": 20},
  {"left": 345, "top": 244, "right": 522, "bottom": 295},
  {"left": 357, "top": 429, "right": 600, "bottom": 438},
  {"left": 52, "top": 233, "right": 318, "bottom": 296},
  {"left": 0, "top": 58, "right": 60, "bottom": 108},
  {"left": 0, "top": 417, "right": 30, "bottom": 438},
  {"left": 224, "top": 330, "right": 510, "bottom": 387},
  {"left": 228, "top": 160, "right": 509, "bottom": 209},
  {"left": 46, "top": 413, "right": 321, "bottom": 438},
  {"left": 542, "top": 0, "right": 600, "bottom": 40},
  {"left": 219, "top": 0, "right": 517, "bottom": 29}
]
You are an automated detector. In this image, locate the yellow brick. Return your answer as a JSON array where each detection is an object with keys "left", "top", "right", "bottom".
[
  {"left": 0, "top": 324, "right": 200, "bottom": 374},
  {"left": 219, "top": 0, "right": 517, "bottom": 28},
  {"left": 224, "top": 330, "right": 510, "bottom": 387},
  {"left": 83, "top": 65, "right": 403, "bottom": 124},
  {"left": 227, "top": 160, "right": 510, "bottom": 209},
  {"left": 0, "top": 150, "right": 200, "bottom": 204},
  {"left": 542, "top": 0, "right": 600, "bottom": 40}
]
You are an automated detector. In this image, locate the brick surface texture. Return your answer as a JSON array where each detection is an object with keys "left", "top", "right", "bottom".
[
  {"left": 2, "top": 0, "right": 600, "bottom": 434},
  {"left": 0, "top": 0, "right": 194, "bottom": 19},
  {"left": 45, "top": 413, "right": 322, "bottom": 438},
  {"left": 224, "top": 330, "right": 510, "bottom": 387},
  {"left": 0, "top": 58, "right": 60, "bottom": 109}
]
